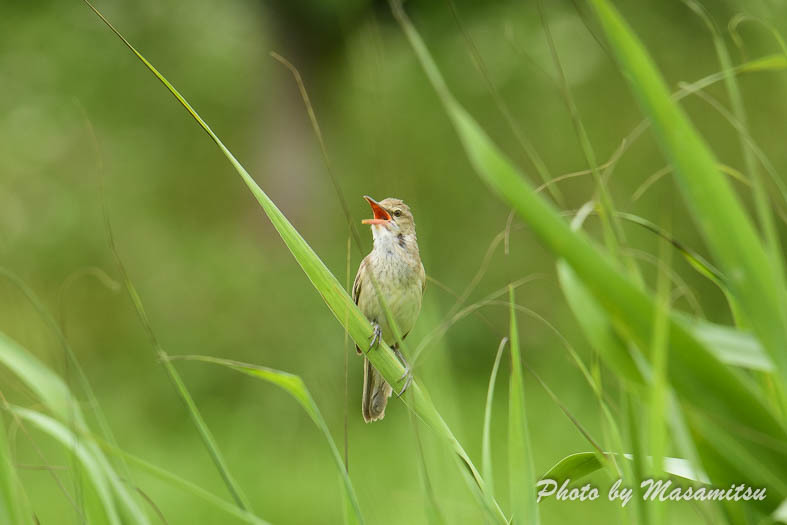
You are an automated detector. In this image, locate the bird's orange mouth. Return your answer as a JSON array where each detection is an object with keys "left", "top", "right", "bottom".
[{"left": 361, "top": 196, "right": 391, "bottom": 225}]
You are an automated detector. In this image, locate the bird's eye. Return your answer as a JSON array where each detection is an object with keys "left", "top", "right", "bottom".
[{"left": 393, "top": 209, "right": 402, "bottom": 217}]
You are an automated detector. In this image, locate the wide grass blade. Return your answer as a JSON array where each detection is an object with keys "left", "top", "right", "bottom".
[
  {"left": 556, "top": 262, "right": 643, "bottom": 386},
  {"left": 541, "top": 452, "right": 605, "bottom": 483},
  {"left": 168, "top": 355, "right": 363, "bottom": 525},
  {"left": 389, "top": 0, "right": 787, "bottom": 512},
  {"left": 560, "top": 259, "right": 774, "bottom": 373},
  {"left": 589, "top": 0, "right": 787, "bottom": 388},
  {"left": 0, "top": 331, "right": 76, "bottom": 423},
  {"left": 84, "top": 2, "right": 507, "bottom": 522},
  {"left": 542, "top": 452, "right": 705, "bottom": 483},
  {"left": 775, "top": 500, "right": 787, "bottom": 523},
  {"left": 686, "top": 0, "right": 786, "bottom": 311},
  {"left": 679, "top": 317, "right": 773, "bottom": 372},
  {"left": 507, "top": 287, "right": 538, "bottom": 525}
]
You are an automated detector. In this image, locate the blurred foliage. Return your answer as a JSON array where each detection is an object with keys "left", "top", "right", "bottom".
[{"left": 1, "top": 0, "right": 786, "bottom": 523}]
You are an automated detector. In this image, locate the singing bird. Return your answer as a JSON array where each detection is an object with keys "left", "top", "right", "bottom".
[{"left": 354, "top": 196, "right": 426, "bottom": 422}]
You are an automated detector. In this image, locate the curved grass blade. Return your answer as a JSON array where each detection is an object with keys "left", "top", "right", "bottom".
[
  {"left": 10, "top": 407, "right": 122, "bottom": 525},
  {"left": 685, "top": 0, "right": 785, "bottom": 302},
  {"left": 541, "top": 453, "right": 605, "bottom": 483},
  {"left": 0, "top": 332, "right": 151, "bottom": 523},
  {"left": 481, "top": 337, "right": 507, "bottom": 496},
  {"left": 447, "top": 0, "right": 563, "bottom": 205},
  {"left": 686, "top": 408, "right": 787, "bottom": 503},
  {"left": 0, "top": 268, "right": 135, "bottom": 487},
  {"left": 589, "top": 0, "right": 787, "bottom": 389},
  {"left": 556, "top": 261, "right": 644, "bottom": 386},
  {"left": 541, "top": 452, "right": 705, "bottom": 484},
  {"left": 560, "top": 258, "right": 773, "bottom": 374},
  {"left": 537, "top": 0, "right": 624, "bottom": 260},
  {"left": 0, "top": 413, "right": 28, "bottom": 525},
  {"left": 168, "top": 355, "right": 363, "bottom": 524},
  {"left": 615, "top": 213, "right": 724, "bottom": 286},
  {"left": 93, "top": 432, "right": 271, "bottom": 524},
  {"left": 775, "top": 499, "right": 787, "bottom": 523},
  {"left": 83, "top": 3, "right": 506, "bottom": 521},
  {"left": 507, "top": 287, "right": 538, "bottom": 525},
  {"left": 0, "top": 331, "right": 76, "bottom": 423},
  {"left": 677, "top": 316, "right": 773, "bottom": 373}
]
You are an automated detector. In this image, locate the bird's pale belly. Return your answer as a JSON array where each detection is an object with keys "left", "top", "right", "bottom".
[{"left": 360, "top": 278, "right": 422, "bottom": 344}]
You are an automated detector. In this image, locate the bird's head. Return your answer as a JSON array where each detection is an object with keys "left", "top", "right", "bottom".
[{"left": 362, "top": 196, "right": 417, "bottom": 239}]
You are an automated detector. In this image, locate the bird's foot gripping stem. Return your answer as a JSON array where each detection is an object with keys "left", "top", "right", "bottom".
[
  {"left": 393, "top": 345, "right": 413, "bottom": 397},
  {"left": 367, "top": 322, "right": 382, "bottom": 353}
]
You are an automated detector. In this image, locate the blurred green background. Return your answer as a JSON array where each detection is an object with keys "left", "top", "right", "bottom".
[{"left": 1, "top": 0, "right": 785, "bottom": 523}]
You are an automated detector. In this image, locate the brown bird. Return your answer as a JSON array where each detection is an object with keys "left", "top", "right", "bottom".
[{"left": 354, "top": 196, "right": 426, "bottom": 422}]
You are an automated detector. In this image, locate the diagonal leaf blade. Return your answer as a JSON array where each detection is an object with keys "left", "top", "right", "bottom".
[
  {"left": 0, "top": 413, "right": 27, "bottom": 525},
  {"left": 84, "top": 3, "right": 507, "bottom": 521},
  {"left": 11, "top": 408, "right": 122, "bottom": 525},
  {"left": 168, "top": 355, "right": 363, "bottom": 525},
  {"left": 0, "top": 332, "right": 150, "bottom": 523},
  {"left": 508, "top": 287, "right": 538, "bottom": 525},
  {"left": 589, "top": 0, "right": 787, "bottom": 389}
]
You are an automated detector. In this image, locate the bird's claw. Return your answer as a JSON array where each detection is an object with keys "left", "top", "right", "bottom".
[
  {"left": 391, "top": 344, "right": 412, "bottom": 397},
  {"left": 367, "top": 323, "right": 382, "bottom": 353},
  {"left": 395, "top": 368, "right": 413, "bottom": 398}
]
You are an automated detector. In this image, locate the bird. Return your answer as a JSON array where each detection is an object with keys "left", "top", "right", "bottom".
[{"left": 353, "top": 196, "right": 426, "bottom": 422}]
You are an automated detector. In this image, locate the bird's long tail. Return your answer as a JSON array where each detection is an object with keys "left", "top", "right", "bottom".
[{"left": 362, "top": 357, "right": 392, "bottom": 422}]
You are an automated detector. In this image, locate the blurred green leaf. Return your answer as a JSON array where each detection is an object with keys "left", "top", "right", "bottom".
[
  {"left": 616, "top": 213, "right": 724, "bottom": 286},
  {"left": 408, "top": 409, "right": 446, "bottom": 525},
  {"left": 481, "top": 337, "right": 507, "bottom": 497},
  {"left": 0, "top": 413, "right": 28, "bottom": 525},
  {"left": 738, "top": 54, "right": 787, "bottom": 73},
  {"left": 95, "top": 437, "right": 270, "bottom": 525},
  {"left": 0, "top": 332, "right": 150, "bottom": 524},
  {"left": 169, "top": 355, "right": 363, "bottom": 525},
  {"left": 590, "top": 0, "right": 787, "bottom": 388},
  {"left": 542, "top": 452, "right": 606, "bottom": 483},
  {"left": 557, "top": 261, "right": 644, "bottom": 385},
  {"left": 508, "top": 286, "right": 538, "bottom": 525},
  {"left": 560, "top": 263, "right": 774, "bottom": 374},
  {"left": 774, "top": 499, "right": 787, "bottom": 523},
  {"left": 11, "top": 407, "right": 122, "bottom": 525},
  {"left": 392, "top": 0, "right": 787, "bottom": 513},
  {"left": 0, "top": 331, "right": 75, "bottom": 423},
  {"left": 542, "top": 452, "right": 705, "bottom": 483},
  {"left": 678, "top": 316, "right": 773, "bottom": 372},
  {"left": 105, "top": 216, "right": 254, "bottom": 514}
]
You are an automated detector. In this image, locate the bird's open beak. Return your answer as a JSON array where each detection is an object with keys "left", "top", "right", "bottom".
[{"left": 361, "top": 196, "right": 391, "bottom": 225}]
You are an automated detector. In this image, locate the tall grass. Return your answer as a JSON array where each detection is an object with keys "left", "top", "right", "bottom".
[
  {"left": 391, "top": 0, "right": 787, "bottom": 521},
  {"left": 82, "top": 0, "right": 508, "bottom": 522},
  {"left": 1, "top": 0, "right": 786, "bottom": 523}
]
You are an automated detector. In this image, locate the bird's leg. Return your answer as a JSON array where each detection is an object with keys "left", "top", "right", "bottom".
[
  {"left": 367, "top": 321, "right": 382, "bottom": 353},
  {"left": 392, "top": 344, "right": 413, "bottom": 397}
]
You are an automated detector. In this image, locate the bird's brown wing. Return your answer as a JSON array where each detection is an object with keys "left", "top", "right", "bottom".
[{"left": 352, "top": 256, "right": 369, "bottom": 354}]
